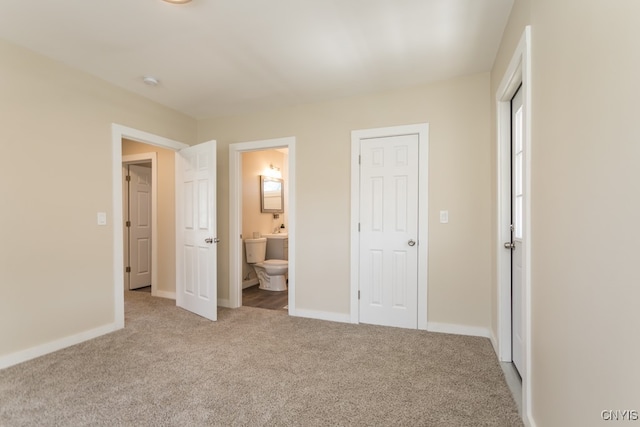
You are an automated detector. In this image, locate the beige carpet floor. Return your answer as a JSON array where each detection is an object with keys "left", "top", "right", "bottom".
[{"left": 0, "top": 291, "right": 522, "bottom": 426}]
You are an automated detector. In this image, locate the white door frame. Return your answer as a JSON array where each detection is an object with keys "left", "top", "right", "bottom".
[
  {"left": 350, "top": 123, "right": 429, "bottom": 329},
  {"left": 496, "top": 26, "right": 532, "bottom": 423},
  {"left": 111, "top": 124, "right": 188, "bottom": 328},
  {"left": 122, "top": 153, "right": 157, "bottom": 295},
  {"left": 228, "top": 137, "right": 296, "bottom": 312}
]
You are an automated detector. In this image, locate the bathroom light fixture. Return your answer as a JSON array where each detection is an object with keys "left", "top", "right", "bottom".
[
  {"left": 162, "top": 0, "right": 192, "bottom": 3},
  {"left": 262, "top": 164, "right": 282, "bottom": 179},
  {"left": 142, "top": 76, "right": 159, "bottom": 86}
]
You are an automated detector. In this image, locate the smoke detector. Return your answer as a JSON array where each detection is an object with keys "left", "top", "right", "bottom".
[{"left": 142, "top": 76, "right": 160, "bottom": 87}]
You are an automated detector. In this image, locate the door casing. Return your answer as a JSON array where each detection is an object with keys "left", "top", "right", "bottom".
[
  {"left": 122, "top": 154, "right": 157, "bottom": 294},
  {"left": 495, "top": 26, "right": 532, "bottom": 423},
  {"left": 112, "top": 124, "right": 189, "bottom": 328},
  {"left": 228, "top": 137, "right": 296, "bottom": 311},
  {"left": 350, "top": 123, "right": 429, "bottom": 329}
]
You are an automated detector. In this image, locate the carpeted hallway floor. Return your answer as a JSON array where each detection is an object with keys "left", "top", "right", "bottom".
[{"left": 0, "top": 291, "right": 522, "bottom": 426}]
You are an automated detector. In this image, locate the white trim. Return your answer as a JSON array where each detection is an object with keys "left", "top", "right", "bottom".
[
  {"left": 495, "top": 26, "right": 533, "bottom": 427},
  {"left": 427, "top": 322, "right": 492, "bottom": 339},
  {"left": 228, "top": 137, "right": 296, "bottom": 315},
  {"left": 112, "top": 124, "right": 188, "bottom": 329},
  {"left": 490, "top": 330, "right": 499, "bottom": 356},
  {"left": 293, "top": 309, "right": 351, "bottom": 324},
  {"left": 0, "top": 323, "right": 119, "bottom": 370},
  {"left": 154, "top": 290, "right": 176, "bottom": 300},
  {"left": 122, "top": 153, "right": 158, "bottom": 298},
  {"left": 112, "top": 124, "right": 188, "bottom": 151},
  {"left": 350, "top": 123, "right": 429, "bottom": 329},
  {"left": 217, "top": 298, "right": 231, "bottom": 308}
]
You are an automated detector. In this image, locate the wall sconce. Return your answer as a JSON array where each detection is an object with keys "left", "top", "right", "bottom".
[{"left": 262, "top": 163, "right": 282, "bottom": 178}]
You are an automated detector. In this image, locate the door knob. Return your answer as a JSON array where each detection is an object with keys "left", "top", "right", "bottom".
[
  {"left": 504, "top": 241, "right": 515, "bottom": 250},
  {"left": 214, "top": 238, "right": 221, "bottom": 243},
  {"left": 205, "top": 238, "right": 213, "bottom": 244},
  {"left": 408, "top": 239, "right": 416, "bottom": 247}
]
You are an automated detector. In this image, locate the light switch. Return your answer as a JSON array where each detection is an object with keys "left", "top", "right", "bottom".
[
  {"left": 439, "top": 210, "right": 449, "bottom": 224},
  {"left": 97, "top": 212, "right": 107, "bottom": 226}
]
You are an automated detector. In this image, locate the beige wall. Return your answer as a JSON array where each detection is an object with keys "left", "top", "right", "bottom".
[
  {"left": 0, "top": 38, "right": 196, "bottom": 357},
  {"left": 122, "top": 139, "right": 177, "bottom": 295},
  {"left": 242, "top": 150, "right": 287, "bottom": 239},
  {"left": 530, "top": 1, "right": 640, "bottom": 425},
  {"left": 492, "top": 0, "right": 640, "bottom": 425},
  {"left": 199, "top": 72, "right": 492, "bottom": 327}
]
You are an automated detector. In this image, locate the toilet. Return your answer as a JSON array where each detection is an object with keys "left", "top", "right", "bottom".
[{"left": 244, "top": 237, "right": 288, "bottom": 291}]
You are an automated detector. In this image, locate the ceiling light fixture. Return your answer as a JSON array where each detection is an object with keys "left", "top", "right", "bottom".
[
  {"left": 162, "top": 0, "right": 192, "bottom": 4},
  {"left": 142, "top": 76, "right": 160, "bottom": 86}
]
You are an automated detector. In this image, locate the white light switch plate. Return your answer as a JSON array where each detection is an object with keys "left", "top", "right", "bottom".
[
  {"left": 97, "top": 212, "right": 107, "bottom": 226},
  {"left": 439, "top": 210, "right": 449, "bottom": 224}
]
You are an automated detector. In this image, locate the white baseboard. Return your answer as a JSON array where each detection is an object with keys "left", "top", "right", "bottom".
[
  {"left": 0, "top": 323, "right": 121, "bottom": 370},
  {"left": 293, "top": 308, "right": 351, "bottom": 324},
  {"left": 242, "top": 279, "right": 258, "bottom": 289},
  {"left": 217, "top": 298, "right": 232, "bottom": 308},
  {"left": 525, "top": 412, "right": 537, "bottom": 427},
  {"left": 152, "top": 290, "right": 176, "bottom": 300},
  {"left": 427, "top": 322, "right": 491, "bottom": 339},
  {"left": 490, "top": 330, "right": 499, "bottom": 357}
]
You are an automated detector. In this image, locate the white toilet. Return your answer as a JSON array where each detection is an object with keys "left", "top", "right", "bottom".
[{"left": 244, "top": 237, "right": 288, "bottom": 291}]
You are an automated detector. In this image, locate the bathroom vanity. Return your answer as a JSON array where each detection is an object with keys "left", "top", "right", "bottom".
[{"left": 263, "top": 234, "right": 288, "bottom": 260}]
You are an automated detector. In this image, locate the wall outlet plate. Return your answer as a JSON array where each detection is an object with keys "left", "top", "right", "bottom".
[{"left": 97, "top": 212, "right": 107, "bottom": 226}]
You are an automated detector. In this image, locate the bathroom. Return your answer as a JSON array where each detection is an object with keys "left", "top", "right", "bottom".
[{"left": 241, "top": 148, "right": 289, "bottom": 310}]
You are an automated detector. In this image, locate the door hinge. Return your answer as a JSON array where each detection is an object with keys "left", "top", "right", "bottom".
[
  {"left": 359, "top": 155, "right": 361, "bottom": 165},
  {"left": 125, "top": 175, "right": 131, "bottom": 182},
  {"left": 358, "top": 223, "right": 360, "bottom": 232},
  {"left": 125, "top": 266, "right": 131, "bottom": 273},
  {"left": 358, "top": 290, "right": 360, "bottom": 300},
  {"left": 126, "top": 220, "right": 131, "bottom": 227}
]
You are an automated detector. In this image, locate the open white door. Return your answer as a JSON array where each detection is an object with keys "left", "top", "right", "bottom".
[
  {"left": 510, "top": 86, "right": 524, "bottom": 374},
  {"left": 127, "top": 164, "right": 152, "bottom": 290},
  {"left": 176, "top": 140, "right": 218, "bottom": 321}
]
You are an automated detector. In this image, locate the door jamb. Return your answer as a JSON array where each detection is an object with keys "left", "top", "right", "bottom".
[
  {"left": 495, "top": 26, "right": 532, "bottom": 423},
  {"left": 122, "top": 153, "right": 157, "bottom": 295},
  {"left": 350, "top": 123, "right": 429, "bottom": 329},
  {"left": 228, "top": 137, "right": 296, "bottom": 312},
  {"left": 111, "top": 124, "right": 188, "bottom": 328}
]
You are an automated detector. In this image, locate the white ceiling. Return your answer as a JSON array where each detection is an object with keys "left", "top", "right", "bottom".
[{"left": 0, "top": 0, "right": 513, "bottom": 119}]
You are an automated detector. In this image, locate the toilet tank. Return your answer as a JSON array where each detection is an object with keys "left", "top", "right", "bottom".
[{"left": 245, "top": 238, "right": 267, "bottom": 263}]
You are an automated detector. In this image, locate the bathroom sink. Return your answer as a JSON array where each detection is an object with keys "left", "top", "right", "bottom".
[{"left": 262, "top": 233, "right": 288, "bottom": 239}]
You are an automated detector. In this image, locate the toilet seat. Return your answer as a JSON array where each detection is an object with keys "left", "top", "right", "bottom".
[
  {"left": 261, "top": 259, "right": 288, "bottom": 266},
  {"left": 256, "top": 259, "right": 288, "bottom": 275}
]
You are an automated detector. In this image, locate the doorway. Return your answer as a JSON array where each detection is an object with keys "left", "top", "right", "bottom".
[
  {"left": 228, "top": 137, "right": 296, "bottom": 312},
  {"left": 496, "top": 26, "right": 531, "bottom": 420},
  {"left": 350, "top": 123, "right": 429, "bottom": 329},
  {"left": 122, "top": 160, "right": 154, "bottom": 292},
  {"left": 509, "top": 84, "right": 524, "bottom": 375},
  {"left": 116, "top": 128, "right": 219, "bottom": 321},
  {"left": 240, "top": 148, "right": 289, "bottom": 311}
]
